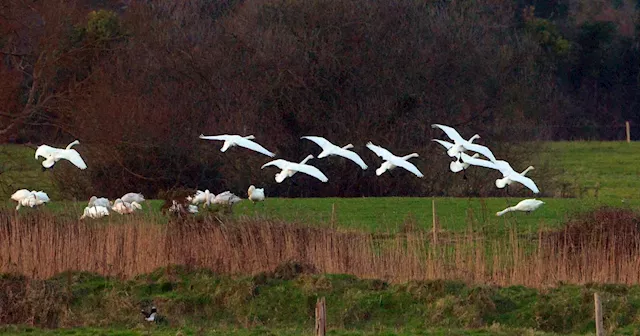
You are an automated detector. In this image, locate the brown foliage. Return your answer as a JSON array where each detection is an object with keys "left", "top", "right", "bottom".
[
  {"left": 2, "top": 0, "right": 561, "bottom": 197},
  {"left": 1, "top": 209, "right": 639, "bottom": 288}
]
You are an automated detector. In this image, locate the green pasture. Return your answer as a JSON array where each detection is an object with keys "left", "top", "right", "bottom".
[{"left": 2, "top": 142, "right": 640, "bottom": 233}]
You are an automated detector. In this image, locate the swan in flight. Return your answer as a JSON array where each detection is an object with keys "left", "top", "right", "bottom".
[
  {"left": 80, "top": 205, "right": 110, "bottom": 219},
  {"left": 262, "top": 156, "right": 328, "bottom": 183},
  {"left": 199, "top": 134, "right": 275, "bottom": 157},
  {"left": 112, "top": 198, "right": 142, "bottom": 214},
  {"left": 121, "top": 192, "right": 145, "bottom": 204},
  {"left": 449, "top": 153, "right": 480, "bottom": 173},
  {"left": 11, "top": 189, "right": 50, "bottom": 210},
  {"left": 366, "top": 142, "right": 423, "bottom": 177},
  {"left": 496, "top": 199, "right": 544, "bottom": 216},
  {"left": 88, "top": 196, "right": 111, "bottom": 208},
  {"left": 35, "top": 140, "right": 87, "bottom": 170},
  {"left": 301, "top": 136, "right": 368, "bottom": 169},
  {"left": 248, "top": 185, "right": 265, "bottom": 203},
  {"left": 431, "top": 124, "right": 496, "bottom": 161},
  {"left": 460, "top": 153, "right": 539, "bottom": 193},
  {"left": 212, "top": 191, "right": 242, "bottom": 205}
]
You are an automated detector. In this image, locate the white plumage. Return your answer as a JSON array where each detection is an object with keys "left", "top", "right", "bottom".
[
  {"left": 111, "top": 198, "right": 142, "bottom": 214},
  {"left": 199, "top": 134, "right": 275, "bottom": 157},
  {"left": 88, "top": 196, "right": 111, "bottom": 208},
  {"left": 460, "top": 153, "right": 539, "bottom": 193},
  {"left": 301, "top": 136, "right": 368, "bottom": 170},
  {"left": 431, "top": 124, "right": 496, "bottom": 161},
  {"left": 247, "top": 185, "right": 265, "bottom": 203},
  {"left": 35, "top": 140, "right": 87, "bottom": 170},
  {"left": 496, "top": 199, "right": 544, "bottom": 216},
  {"left": 366, "top": 142, "right": 423, "bottom": 178},
  {"left": 80, "top": 205, "right": 110, "bottom": 219},
  {"left": 121, "top": 192, "right": 145, "bottom": 204},
  {"left": 11, "top": 189, "right": 50, "bottom": 210},
  {"left": 212, "top": 191, "right": 242, "bottom": 205},
  {"left": 261, "top": 156, "right": 328, "bottom": 183}
]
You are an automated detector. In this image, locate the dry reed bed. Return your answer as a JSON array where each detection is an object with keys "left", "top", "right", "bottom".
[{"left": 0, "top": 209, "right": 639, "bottom": 288}]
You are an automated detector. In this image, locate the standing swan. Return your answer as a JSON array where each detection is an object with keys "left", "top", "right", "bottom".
[
  {"left": 262, "top": 156, "right": 329, "bottom": 183},
  {"left": 366, "top": 142, "right": 423, "bottom": 178},
  {"left": 431, "top": 124, "right": 496, "bottom": 161},
  {"left": 199, "top": 134, "right": 275, "bottom": 157},
  {"left": 301, "top": 136, "right": 368, "bottom": 169},
  {"left": 248, "top": 185, "right": 265, "bottom": 203},
  {"left": 496, "top": 199, "right": 544, "bottom": 216},
  {"left": 35, "top": 140, "right": 87, "bottom": 170}
]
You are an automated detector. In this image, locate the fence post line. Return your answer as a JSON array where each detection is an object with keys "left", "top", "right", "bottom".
[
  {"left": 626, "top": 121, "right": 630, "bottom": 143},
  {"left": 594, "top": 292, "right": 604, "bottom": 336},
  {"left": 330, "top": 203, "right": 336, "bottom": 226},
  {"left": 315, "top": 296, "right": 326, "bottom": 336},
  {"left": 432, "top": 198, "right": 438, "bottom": 246}
]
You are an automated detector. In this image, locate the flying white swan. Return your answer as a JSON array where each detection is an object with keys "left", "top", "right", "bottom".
[
  {"left": 366, "top": 142, "right": 423, "bottom": 177},
  {"left": 248, "top": 185, "right": 265, "bottom": 203},
  {"left": 496, "top": 199, "right": 544, "bottom": 216},
  {"left": 35, "top": 140, "right": 87, "bottom": 170},
  {"left": 88, "top": 196, "right": 111, "bottom": 208},
  {"left": 460, "top": 153, "right": 539, "bottom": 193},
  {"left": 262, "top": 156, "right": 328, "bottom": 183},
  {"left": 199, "top": 134, "right": 275, "bottom": 157},
  {"left": 112, "top": 198, "right": 142, "bottom": 214},
  {"left": 301, "top": 136, "right": 368, "bottom": 170},
  {"left": 212, "top": 191, "right": 242, "bottom": 205},
  {"left": 121, "top": 192, "right": 145, "bottom": 204},
  {"left": 431, "top": 124, "right": 496, "bottom": 161},
  {"left": 80, "top": 205, "right": 110, "bottom": 219},
  {"left": 449, "top": 153, "right": 480, "bottom": 173}
]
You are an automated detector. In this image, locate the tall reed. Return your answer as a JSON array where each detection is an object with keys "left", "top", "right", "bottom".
[{"left": 0, "top": 209, "right": 638, "bottom": 287}]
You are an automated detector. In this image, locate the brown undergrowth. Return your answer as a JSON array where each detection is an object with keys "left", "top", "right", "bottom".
[{"left": 0, "top": 208, "right": 638, "bottom": 287}]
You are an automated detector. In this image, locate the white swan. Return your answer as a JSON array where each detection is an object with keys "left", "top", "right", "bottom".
[
  {"left": 366, "top": 142, "right": 423, "bottom": 177},
  {"left": 449, "top": 153, "right": 480, "bottom": 173},
  {"left": 248, "top": 185, "right": 265, "bottom": 203},
  {"left": 431, "top": 124, "right": 496, "bottom": 161},
  {"left": 121, "top": 192, "right": 145, "bottom": 204},
  {"left": 301, "top": 136, "right": 368, "bottom": 169},
  {"left": 190, "top": 190, "right": 213, "bottom": 206},
  {"left": 262, "top": 156, "right": 329, "bottom": 183},
  {"left": 460, "top": 153, "right": 539, "bottom": 193},
  {"left": 80, "top": 205, "right": 110, "bottom": 219},
  {"left": 35, "top": 140, "right": 87, "bottom": 170},
  {"left": 11, "top": 189, "right": 50, "bottom": 210},
  {"left": 212, "top": 191, "right": 242, "bottom": 205},
  {"left": 199, "top": 134, "right": 275, "bottom": 157},
  {"left": 496, "top": 199, "right": 544, "bottom": 216},
  {"left": 112, "top": 198, "right": 142, "bottom": 214},
  {"left": 88, "top": 196, "right": 111, "bottom": 208}
]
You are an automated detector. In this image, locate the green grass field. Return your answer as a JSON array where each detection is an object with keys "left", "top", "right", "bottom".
[{"left": 2, "top": 142, "right": 640, "bottom": 233}]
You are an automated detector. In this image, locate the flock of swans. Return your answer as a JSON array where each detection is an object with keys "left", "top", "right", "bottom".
[{"left": 8, "top": 123, "right": 544, "bottom": 219}]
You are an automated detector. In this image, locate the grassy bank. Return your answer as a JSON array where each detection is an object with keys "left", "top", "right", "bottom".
[{"left": 1, "top": 267, "right": 639, "bottom": 335}]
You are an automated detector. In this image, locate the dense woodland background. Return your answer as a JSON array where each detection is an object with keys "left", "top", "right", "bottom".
[{"left": 1, "top": 0, "right": 639, "bottom": 198}]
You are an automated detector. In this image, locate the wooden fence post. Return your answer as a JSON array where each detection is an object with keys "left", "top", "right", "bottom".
[
  {"left": 330, "top": 203, "right": 336, "bottom": 226},
  {"left": 432, "top": 198, "right": 438, "bottom": 246},
  {"left": 626, "top": 121, "right": 631, "bottom": 143},
  {"left": 315, "top": 297, "right": 326, "bottom": 336},
  {"left": 594, "top": 292, "right": 604, "bottom": 336}
]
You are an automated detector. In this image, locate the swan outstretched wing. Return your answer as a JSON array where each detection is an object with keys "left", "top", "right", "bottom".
[
  {"left": 431, "top": 124, "right": 465, "bottom": 143},
  {"left": 61, "top": 149, "right": 87, "bottom": 169},
  {"left": 301, "top": 136, "right": 333, "bottom": 149},
  {"left": 199, "top": 134, "right": 231, "bottom": 141},
  {"left": 390, "top": 158, "right": 424, "bottom": 178},
  {"left": 287, "top": 162, "right": 328, "bottom": 182},
  {"left": 366, "top": 142, "right": 395, "bottom": 161},
  {"left": 462, "top": 143, "right": 496, "bottom": 162},
  {"left": 432, "top": 139, "right": 454, "bottom": 150},
  {"left": 233, "top": 137, "right": 275, "bottom": 157},
  {"left": 509, "top": 174, "right": 540, "bottom": 193},
  {"left": 35, "top": 145, "right": 58, "bottom": 159},
  {"left": 460, "top": 153, "right": 499, "bottom": 170},
  {"left": 261, "top": 159, "right": 290, "bottom": 170},
  {"left": 335, "top": 148, "right": 368, "bottom": 170}
]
